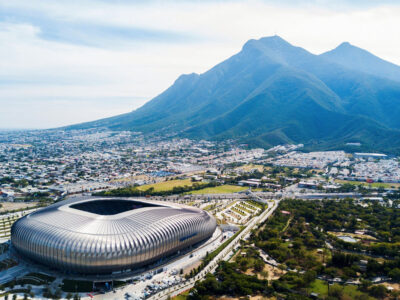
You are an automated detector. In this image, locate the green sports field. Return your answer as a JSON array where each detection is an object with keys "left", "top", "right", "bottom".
[
  {"left": 136, "top": 179, "right": 194, "bottom": 192},
  {"left": 188, "top": 185, "right": 247, "bottom": 194}
]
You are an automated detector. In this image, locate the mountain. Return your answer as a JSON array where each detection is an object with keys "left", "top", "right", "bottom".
[
  {"left": 67, "top": 36, "right": 400, "bottom": 154},
  {"left": 320, "top": 42, "right": 400, "bottom": 83}
]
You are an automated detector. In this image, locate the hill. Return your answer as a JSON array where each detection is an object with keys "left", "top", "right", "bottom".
[
  {"left": 320, "top": 42, "right": 400, "bottom": 83},
  {"left": 67, "top": 36, "right": 400, "bottom": 154}
]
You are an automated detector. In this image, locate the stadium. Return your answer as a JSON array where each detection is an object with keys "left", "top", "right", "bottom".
[{"left": 11, "top": 197, "right": 217, "bottom": 275}]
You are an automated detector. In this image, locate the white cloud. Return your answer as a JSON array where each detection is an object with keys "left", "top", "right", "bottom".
[{"left": 0, "top": 0, "right": 400, "bottom": 128}]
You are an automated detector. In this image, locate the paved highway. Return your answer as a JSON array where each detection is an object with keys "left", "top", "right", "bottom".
[{"left": 147, "top": 200, "right": 279, "bottom": 300}]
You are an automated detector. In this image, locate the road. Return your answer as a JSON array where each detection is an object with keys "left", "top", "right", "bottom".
[
  {"left": 86, "top": 200, "right": 279, "bottom": 300},
  {"left": 1, "top": 198, "right": 279, "bottom": 299},
  {"left": 90, "top": 227, "right": 225, "bottom": 300},
  {"left": 0, "top": 265, "right": 29, "bottom": 285},
  {"left": 146, "top": 200, "right": 279, "bottom": 300}
]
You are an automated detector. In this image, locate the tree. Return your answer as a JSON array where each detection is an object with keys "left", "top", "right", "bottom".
[
  {"left": 66, "top": 293, "right": 73, "bottom": 300},
  {"left": 239, "top": 258, "right": 248, "bottom": 272},
  {"left": 368, "top": 285, "right": 387, "bottom": 299},
  {"left": 303, "top": 270, "right": 317, "bottom": 285},
  {"left": 388, "top": 268, "right": 400, "bottom": 281},
  {"left": 260, "top": 270, "right": 269, "bottom": 280},
  {"left": 360, "top": 280, "right": 372, "bottom": 293},
  {"left": 254, "top": 259, "right": 265, "bottom": 272},
  {"left": 328, "top": 284, "right": 343, "bottom": 299}
]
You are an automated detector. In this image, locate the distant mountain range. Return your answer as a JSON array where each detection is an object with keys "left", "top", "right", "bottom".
[{"left": 67, "top": 36, "right": 400, "bottom": 154}]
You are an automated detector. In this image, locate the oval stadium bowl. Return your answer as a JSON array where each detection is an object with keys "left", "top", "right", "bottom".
[{"left": 11, "top": 197, "right": 216, "bottom": 275}]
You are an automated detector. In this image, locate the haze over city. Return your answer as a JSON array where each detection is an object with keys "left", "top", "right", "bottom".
[{"left": 1, "top": 0, "right": 400, "bottom": 128}]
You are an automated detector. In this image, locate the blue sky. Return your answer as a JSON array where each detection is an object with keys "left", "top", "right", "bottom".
[{"left": 1, "top": 0, "right": 400, "bottom": 129}]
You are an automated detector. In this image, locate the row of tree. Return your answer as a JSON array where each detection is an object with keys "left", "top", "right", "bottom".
[{"left": 95, "top": 181, "right": 220, "bottom": 197}]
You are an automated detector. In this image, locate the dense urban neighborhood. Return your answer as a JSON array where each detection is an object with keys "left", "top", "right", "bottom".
[
  {"left": 0, "top": 129, "right": 399, "bottom": 299},
  {"left": 1, "top": 129, "right": 400, "bottom": 205}
]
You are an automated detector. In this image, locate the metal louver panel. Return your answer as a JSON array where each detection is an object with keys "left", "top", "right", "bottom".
[{"left": 11, "top": 197, "right": 216, "bottom": 275}]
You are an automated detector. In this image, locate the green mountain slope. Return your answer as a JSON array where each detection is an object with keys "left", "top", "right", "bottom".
[
  {"left": 320, "top": 42, "right": 400, "bottom": 83},
  {"left": 67, "top": 36, "right": 400, "bottom": 154}
]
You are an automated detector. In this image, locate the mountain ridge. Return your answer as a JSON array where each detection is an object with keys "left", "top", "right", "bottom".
[
  {"left": 320, "top": 41, "right": 400, "bottom": 83},
  {"left": 66, "top": 36, "right": 400, "bottom": 154}
]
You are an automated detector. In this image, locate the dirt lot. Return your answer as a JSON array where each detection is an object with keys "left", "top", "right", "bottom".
[
  {"left": 261, "top": 264, "right": 286, "bottom": 281},
  {"left": 244, "top": 264, "right": 286, "bottom": 281},
  {"left": 0, "top": 201, "right": 38, "bottom": 213},
  {"left": 111, "top": 174, "right": 151, "bottom": 182},
  {"left": 183, "top": 260, "right": 202, "bottom": 276},
  {"left": 382, "top": 282, "right": 400, "bottom": 292},
  {"left": 218, "top": 296, "right": 276, "bottom": 300}
]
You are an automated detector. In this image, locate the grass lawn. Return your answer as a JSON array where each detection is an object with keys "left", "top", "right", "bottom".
[
  {"left": 203, "top": 204, "right": 215, "bottom": 211},
  {"left": 328, "top": 231, "right": 377, "bottom": 241},
  {"left": 247, "top": 200, "right": 265, "bottom": 209},
  {"left": 309, "top": 281, "right": 373, "bottom": 299},
  {"left": 335, "top": 179, "right": 400, "bottom": 189},
  {"left": 172, "top": 290, "right": 190, "bottom": 300},
  {"left": 309, "top": 279, "right": 328, "bottom": 295},
  {"left": 136, "top": 179, "right": 194, "bottom": 192},
  {"left": 252, "top": 188, "right": 266, "bottom": 192},
  {"left": 311, "top": 249, "right": 332, "bottom": 263},
  {"left": 235, "top": 164, "right": 264, "bottom": 172},
  {"left": 188, "top": 185, "right": 247, "bottom": 194},
  {"left": 231, "top": 207, "right": 246, "bottom": 216},
  {"left": 341, "top": 285, "right": 374, "bottom": 299}
]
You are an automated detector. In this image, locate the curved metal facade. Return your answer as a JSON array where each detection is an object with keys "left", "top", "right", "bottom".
[{"left": 11, "top": 198, "right": 216, "bottom": 274}]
